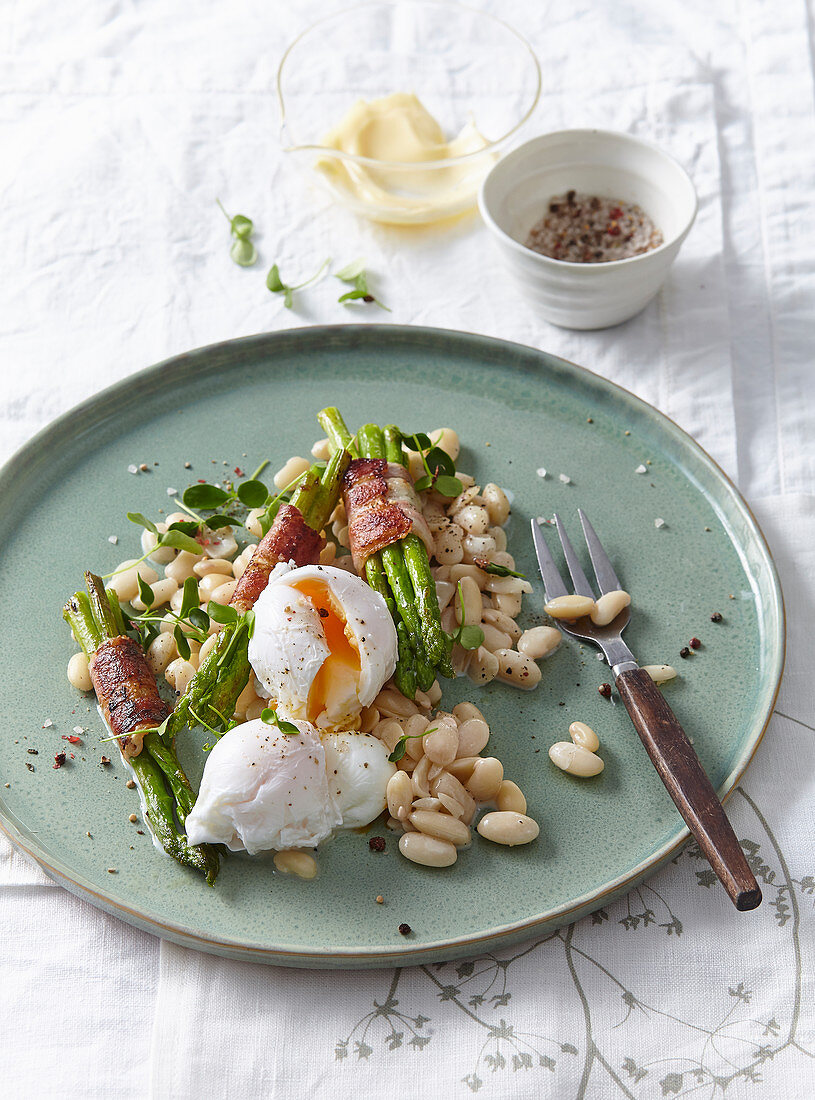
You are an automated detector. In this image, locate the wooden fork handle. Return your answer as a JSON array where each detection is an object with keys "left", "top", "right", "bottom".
[{"left": 615, "top": 667, "right": 761, "bottom": 911}]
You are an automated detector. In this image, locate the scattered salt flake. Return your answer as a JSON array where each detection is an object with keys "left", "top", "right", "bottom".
[
  {"left": 166, "top": 487, "right": 178, "bottom": 496},
  {"left": 42, "top": 719, "right": 53, "bottom": 728},
  {"left": 654, "top": 517, "right": 666, "bottom": 529},
  {"left": 127, "top": 464, "right": 138, "bottom": 475},
  {"left": 558, "top": 473, "right": 572, "bottom": 484},
  {"left": 536, "top": 467, "right": 547, "bottom": 478},
  {"left": 635, "top": 464, "right": 647, "bottom": 475},
  {"left": 536, "top": 516, "right": 553, "bottom": 526},
  {"left": 108, "top": 535, "right": 118, "bottom": 544},
  {"left": 72, "top": 726, "right": 84, "bottom": 735},
  {"left": 596, "top": 653, "right": 605, "bottom": 660}
]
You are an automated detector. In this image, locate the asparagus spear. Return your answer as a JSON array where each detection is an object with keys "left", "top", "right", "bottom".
[{"left": 64, "top": 578, "right": 219, "bottom": 883}]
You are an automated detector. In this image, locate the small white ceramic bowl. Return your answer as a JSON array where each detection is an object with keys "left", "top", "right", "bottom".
[{"left": 478, "top": 129, "right": 697, "bottom": 329}]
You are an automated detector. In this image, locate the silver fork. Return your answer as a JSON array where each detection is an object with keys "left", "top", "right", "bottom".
[{"left": 531, "top": 510, "right": 761, "bottom": 912}]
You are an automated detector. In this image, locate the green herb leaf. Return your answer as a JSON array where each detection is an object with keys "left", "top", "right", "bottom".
[
  {"left": 472, "top": 557, "right": 527, "bottom": 579},
  {"left": 160, "top": 529, "right": 204, "bottom": 554},
  {"left": 458, "top": 624, "right": 485, "bottom": 651},
  {"left": 335, "top": 262, "right": 390, "bottom": 310},
  {"left": 266, "top": 264, "right": 283, "bottom": 292},
  {"left": 413, "top": 475, "right": 433, "bottom": 492},
  {"left": 173, "top": 622, "right": 191, "bottom": 661},
  {"left": 230, "top": 237, "right": 257, "bottom": 266},
  {"left": 230, "top": 214, "right": 253, "bottom": 239},
  {"left": 334, "top": 257, "right": 367, "bottom": 281},
  {"left": 180, "top": 576, "right": 199, "bottom": 619},
  {"left": 425, "top": 447, "right": 456, "bottom": 478},
  {"left": 405, "top": 432, "right": 432, "bottom": 451},
  {"left": 207, "top": 601, "right": 239, "bottom": 625},
  {"left": 183, "top": 483, "right": 231, "bottom": 509},
  {"left": 127, "top": 512, "right": 158, "bottom": 535},
  {"left": 136, "top": 573, "right": 154, "bottom": 609},
  {"left": 237, "top": 479, "right": 269, "bottom": 508},
  {"left": 244, "top": 609, "right": 256, "bottom": 640},
  {"left": 387, "top": 725, "right": 438, "bottom": 763},
  {"left": 433, "top": 475, "right": 464, "bottom": 498},
  {"left": 188, "top": 607, "right": 210, "bottom": 633},
  {"left": 204, "top": 513, "right": 234, "bottom": 530},
  {"left": 260, "top": 707, "right": 300, "bottom": 735},
  {"left": 166, "top": 520, "right": 200, "bottom": 537}
]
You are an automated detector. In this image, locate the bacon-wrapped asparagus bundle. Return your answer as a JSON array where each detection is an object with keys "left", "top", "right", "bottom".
[{"left": 63, "top": 573, "right": 220, "bottom": 883}]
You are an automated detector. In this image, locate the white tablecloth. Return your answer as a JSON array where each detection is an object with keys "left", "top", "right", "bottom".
[{"left": 2, "top": 1, "right": 814, "bottom": 1096}]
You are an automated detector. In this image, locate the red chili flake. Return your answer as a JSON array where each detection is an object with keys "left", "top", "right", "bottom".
[
  {"left": 368, "top": 836, "right": 386, "bottom": 852},
  {"left": 197, "top": 478, "right": 206, "bottom": 483},
  {"left": 598, "top": 683, "right": 612, "bottom": 698},
  {"left": 62, "top": 735, "right": 82, "bottom": 744},
  {"left": 53, "top": 752, "right": 67, "bottom": 769},
  {"left": 234, "top": 466, "right": 244, "bottom": 477},
  {"left": 609, "top": 206, "right": 623, "bottom": 219},
  {"left": 607, "top": 224, "right": 621, "bottom": 237},
  {"left": 689, "top": 637, "right": 702, "bottom": 650}
]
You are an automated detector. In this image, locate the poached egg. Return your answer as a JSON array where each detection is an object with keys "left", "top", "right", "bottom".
[
  {"left": 248, "top": 563, "right": 397, "bottom": 731},
  {"left": 185, "top": 719, "right": 396, "bottom": 853}
]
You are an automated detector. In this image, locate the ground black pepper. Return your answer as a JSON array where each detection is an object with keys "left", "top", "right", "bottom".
[
  {"left": 679, "top": 647, "right": 691, "bottom": 659},
  {"left": 711, "top": 612, "right": 723, "bottom": 622}
]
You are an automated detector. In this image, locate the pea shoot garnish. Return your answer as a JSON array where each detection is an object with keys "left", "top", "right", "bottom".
[
  {"left": 335, "top": 258, "right": 390, "bottom": 310},
  {"left": 447, "top": 581, "right": 485, "bottom": 651},
  {"left": 472, "top": 556, "right": 527, "bottom": 580},
  {"left": 388, "top": 726, "right": 438, "bottom": 763},
  {"left": 266, "top": 259, "right": 330, "bottom": 309},
  {"left": 260, "top": 707, "right": 301, "bottom": 735},
  {"left": 403, "top": 431, "right": 463, "bottom": 498},
  {"left": 216, "top": 199, "right": 258, "bottom": 267}
]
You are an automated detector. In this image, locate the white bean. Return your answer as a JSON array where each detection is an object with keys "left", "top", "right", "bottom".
[
  {"left": 590, "top": 589, "right": 631, "bottom": 626},
  {"left": 165, "top": 658, "right": 196, "bottom": 696},
  {"left": 106, "top": 561, "right": 158, "bottom": 603},
  {"left": 164, "top": 512, "right": 190, "bottom": 526},
  {"left": 409, "top": 810, "right": 471, "bottom": 847},
  {"left": 482, "top": 608, "right": 522, "bottom": 643},
  {"left": 467, "top": 646, "right": 499, "bottom": 685},
  {"left": 198, "top": 573, "right": 229, "bottom": 602},
  {"left": 319, "top": 541, "right": 337, "bottom": 566},
  {"left": 273, "top": 456, "right": 311, "bottom": 491},
  {"left": 496, "top": 780, "right": 527, "bottom": 814},
  {"left": 211, "top": 579, "right": 237, "bottom": 605},
  {"left": 373, "top": 718, "right": 404, "bottom": 754},
  {"left": 486, "top": 575, "right": 533, "bottom": 596},
  {"left": 186, "top": 639, "right": 201, "bottom": 670},
  {"left": 194, "top": 558, "right": 233, "bottom": 578},
  {"left": 399, "top": 831, "right": 458, "bottom": 867},
  {"left": 477, "top": 811, "right": 539, "bottom": 846},
  {"left": 411, "top": 755, "right": 433, "bottom": 798},
  {"left": 569, "top": 721, "right": 600, "bottom": 752},
  {"left": 451, "top": 644, "right": 473, "bottom": 677},
  {"left": 67, "top": 651, "right": 92, "bottom": 691},
  {"left": 434, "top": 579, "right": 456, "bottom": 615},
  {"left": 423, "top": 719, "right": 458, "bottom": 766},
  {"left": 169, "top": 587, "right": 185, "bottom": 613},
  {"left": 643, "top": 664, "right": 678, "bottom": 684},
  {"left": 518, "top": 626, "right": 561, "bottom": 660},
  {"left": 147, "top": 632, "right": 178, "bottom": 676},
  {"left": 548, "top": 742, "right": 604, "bottom": 776},
  {"left": 311, "top": 437, "right": 331, "bottom": 461},
  {"left": 141, "top": 523, "right": 175, "bottom": 565},
  {"left": 131, "top": 577, "right": 178, "bottom": 611},
  {"left": 274, "top": 851, "right": 318, "bottom": 880},
  {"left": 376, "top": 688, "right": 419, "bottom": 719},
  {"left": 412, "top": 797, "right": 444, "bottom": 813},
  {"left": 492, "top": 592, "right": 522, "bottom": 617},
  {"left": 480, "top": 623, "right": 513, "bottom": 653},
  {"left": 426, "top": 680, "right": 443, "bottom": 706},
  {"left": 438, "top": 793, "right": 467, "bottom": 818},
  {"left": 545, "top": 594, "right": 595, "bottom": 619},
  {"left": 387, "top": 771, "right": 414, "bottom": 821},
  {"left": 245, "top": 699, "right": 266, "bottom": 721},
  {"left": 449, "top": 563, "right": 488, "bottom": 588},
  {"left": 245, "top": 508, "right": 264, "bottom": 538},
  {"left": 359, "top": 705, "right": 380, "bottom": 733},
  {"left": 198, "top": 632, "right": 220, "bottom": 665},
  {"left": 465, "top": 757, "right": 504, "bottom": 801},
  {"left": 489, "top": 525, "right": 508, "bottom": 552},
  {"left": 165, "top": 550, "right": 201, "bottom": 584},
  {"left": 403, "top": 714, "right": 430, "bottom": 761},
  {"left": 446, "top": 756, "right": 479, "bottom": 783},
  {"left": 434, "top": 524, "right": 465, "bottom": 564},
  {"left": 429, "top": 427, "right": 460, "bottom": 462},
  {"left": 202, "top": 528, "right": 238, "bottom": 561},
  {"left": 482, "top": 483, "right": 510, "bottom": 526},
  {"left": 454, "top": 576, "right": 482, "bottom": 627},
  {"left": 455, "top": 505, "right": 490, "bottom": 536},
  {"left": 452, "top": 701, "right": 485, "bottom": 724},
  {"left": 449, "top": 485, "right": 480, "bottom": 515},
  {"left": 234, "top": 679, "right": 260, "bottom": 719},
  {"left": 431, "top": 772, "right": 476, "bottom": 823},
  {"left": 462, "top": 534, "right": 497, "bottom": 564},
  {"left": 494, "top": 649, "right": 542, "bottom": 690},
  {"left": 489, "top": 551, "right": 516, "bottom": 572}
]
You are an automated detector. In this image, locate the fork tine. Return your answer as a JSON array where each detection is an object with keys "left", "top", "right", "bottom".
[
  {"left": 578, "top": 509, "right": 622, "bottom": 594},
  {"left": 553, "top": 514, "right": 595, "bottom": 597},
  {"left": 530, "top": 519, "right": 568, "bottom": 601}
]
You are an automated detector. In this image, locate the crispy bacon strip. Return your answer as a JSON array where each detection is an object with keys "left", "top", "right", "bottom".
[
  {"left": 90, "top": 635, "right": 171, "bottom": 759},
  {"left": 342, "top": 458, "right": 434, "bottom": 573},
  {"left": 230, "top": 503, "right": 324, "bottom": 613}
]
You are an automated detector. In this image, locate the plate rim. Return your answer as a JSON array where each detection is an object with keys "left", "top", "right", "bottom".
[{"left": 0, "top": 324, "right": 786, "bottom": 966}]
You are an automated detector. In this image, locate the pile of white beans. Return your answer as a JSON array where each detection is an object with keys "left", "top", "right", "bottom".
[{"left": 362, "top": 690, "right": 539, "bottom": 867}]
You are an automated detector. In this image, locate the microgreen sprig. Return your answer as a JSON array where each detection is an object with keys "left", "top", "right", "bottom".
[
  {"left": 217, "top": 199, "right": 258, "bottom": 267},
  {"left": 388, "top": 725, "right": 438, "bottom": 763},
  {"left": 403, "top": 430, "right": 463, "bottom": 498},
  {"left": 260, "top": 707, "right": 301, "bottom": 735},
  {"left": 267, "top": 258, "right": 331, "bottom": 309},
  {"left": 472, "top": 556, "right": 527, "bottom": 580},
  {"left": 335, "top": 258, "right": 390, "bottom": 310},
  {"left": 126, "top": 576, "right": 211, "bottom": 656},
  {"left": 447, "top": 581, "right": 485, "bottom": 652}
]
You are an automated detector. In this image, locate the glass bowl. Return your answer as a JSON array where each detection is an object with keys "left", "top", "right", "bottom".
[{"left": 276, "top": 1, "right": 541, "bottom": 225}]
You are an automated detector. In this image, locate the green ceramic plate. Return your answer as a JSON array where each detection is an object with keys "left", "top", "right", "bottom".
[{"left": 0, "top": 326, "right": 784, "bottom": 968}]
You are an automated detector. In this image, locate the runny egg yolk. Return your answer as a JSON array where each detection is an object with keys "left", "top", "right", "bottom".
[{"left": 291, "top": 579, "right": 361, "bottom": 723}]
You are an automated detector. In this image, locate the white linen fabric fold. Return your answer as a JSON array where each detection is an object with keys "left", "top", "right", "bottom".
[{"left": 1, "top": 0, "right": 814, "bottom": 1096}]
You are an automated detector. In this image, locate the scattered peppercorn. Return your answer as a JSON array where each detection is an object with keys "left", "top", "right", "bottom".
[
  {"left": 368, "top": 836, "right": 386, "bottom": 852},
  {"left": 107, "top": 868, "right": 117, "bottom": 874},
  {"left": 376, "top": 895, "right": 384, "bottom": 904},
  {"left": 126, "top": 779, "right": 136, "bottom": 789},
  {"left": 100, "top": 756, "right": 111, "bottom": 766},
  {"left": 598, "top": 683, "right": 612, "bottom": 698},
  {"left": 689, "top": 637, "right": 701, "bottom": 649},
  {"left": 53, "top": 752, "right": 66, "bottom": 769},
  {"left": 128, "top": 814, "right": 138, "bottom": 823},
  {"left": 679, "top": 647, "right": 691, "bottom": 659},
  {"left": 398, "top": 923, "right": 412, "bottom": 936},
  {"left": 27, "top": 748, "right": 38, "bottom": 755},
  {"left": 25, "top": 762, "right": 35, "bottom": 772},
  {"left": 711, "top": 612, "right": 723, "bottom": 622}
]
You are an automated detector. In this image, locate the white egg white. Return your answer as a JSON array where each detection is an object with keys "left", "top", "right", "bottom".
[
  {"left": 184, "top": 717, "right": 342, "bottom": 854},
  {"left": 248, "top": 563, "right": 397, "bottom": 731},
  {"left": 323, "top": 732, "right": 397, "bottom": 828}
]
